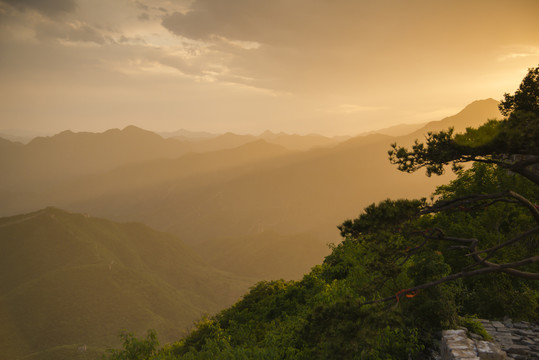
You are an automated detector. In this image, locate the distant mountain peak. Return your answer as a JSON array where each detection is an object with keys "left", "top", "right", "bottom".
[
  {"left": 218, "top": 132, "right": 253, "bottom": 139},
  {"left": 359, "top": 98, "right": 502, "bottom": 139},
  {"left": 122, "top": 125, "right": 149, "bottom": 133},
  {"left": 260, "top": 130, "right": 276, "bottom": 137},
  {"left": 407, "top": 98, "right": 503, "bottom": 139},
  {"left": 58, "top": 130, "right": 74, "bottom": 136},
  {"left": 456, "top": 98, "right": 500, "bottom": 115}
]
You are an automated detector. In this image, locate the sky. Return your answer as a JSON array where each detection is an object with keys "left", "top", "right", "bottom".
[{"left": 0, "top": 0, "right": 538, "bottom": 137}]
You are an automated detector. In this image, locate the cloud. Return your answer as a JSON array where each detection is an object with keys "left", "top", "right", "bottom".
[
  {"left": 161, "top": 0, "right": 351, "bottom": 46},
  {"left": 499, "top": 46, "right": 539, "bottom": 61},
  {"left": 161, "top": 0, "right": 539, "bottom": 49},
  {"left": 328, "top": 104, "right": 386, "bottom": 115},
  {"left": 159, "top": 0, "right": 539, "bottom": 96},
  {"left": 0, "top": 0, "right": 109, "bottom": 46},
  {"left": 65, "top": 23, "right": 105, "bottom": 44},
  {"left": 33, "top": 19, "right": 106, "bottom": 45},
  {"left": 1, "top": 0, "right": 76, "bottom": 17},
  {"left": 137, "top": 12, "right": 150, "bottom": 21},
  {"left": 132, "top": 0, "right": 148, "bottom": 11},
  {"left": 113, "top": 58, "right": 186, "bottom": 77}
]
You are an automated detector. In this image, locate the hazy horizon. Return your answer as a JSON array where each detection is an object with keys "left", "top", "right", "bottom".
[
  {"left": 0, "top": 97, "right": 497, "bottom": 140},
  {"left": 1, "top": 0, "right": 538, "bottom": 136}
]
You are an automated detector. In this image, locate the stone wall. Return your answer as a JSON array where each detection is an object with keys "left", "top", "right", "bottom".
[
  {"left": 441, "top": 319, "right": 539, "bottom": 360},
  {"left": 441, "top": 329, "right": 505, "bottom": 359},
  {"left": 478, "top": 319, "right": 539, "bottom": 360}
]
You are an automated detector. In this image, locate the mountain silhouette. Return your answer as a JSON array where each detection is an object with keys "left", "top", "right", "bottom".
[
  {"left": 410, "top": 98, "right": 501, "bottom": 137},
  {"left": 0, "top": 126, "right": 192, "bottom": 192}
]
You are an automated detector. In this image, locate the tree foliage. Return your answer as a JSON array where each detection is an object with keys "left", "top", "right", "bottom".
[
  {"left": 104, "top": 330, "right": 159, "bottom": 360},
  {"left": 499, "top": 66, "right": 539, "bottom": 116}
]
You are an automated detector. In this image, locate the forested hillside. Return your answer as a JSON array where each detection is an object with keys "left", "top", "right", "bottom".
[
  {"left": 0, "top": 208, "right": 252, "bottom": 360},
  {"left": 104, "top": 67, "right": 539, "bottom": 359}
]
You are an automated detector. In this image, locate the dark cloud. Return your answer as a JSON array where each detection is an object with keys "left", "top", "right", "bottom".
[
  {"left": 162, "top": 0, "right": 539, "bottom": 47},
  {"left": 159, "top": 0, "right": 539, "bottom": 95},
  {"left": 117, "top": 35, "right": 146, "bottom": 45},
  {"left": 67, "top": 23, "right": 105, "bottom": 44},
  {"left": 138, "top": 12, "right": 150, "bottom": 21},
  {"left": 133, "top": 1, "right": 148, "bottom": 11},
  {"left": 1, "top": 0, "right": 76, "bottom": 17},
  {"left": 161, "top": 0, "right": 338, "bottom": 45}
]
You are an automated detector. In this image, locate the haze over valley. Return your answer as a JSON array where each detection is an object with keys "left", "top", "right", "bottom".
[{"left": 0, "top": 98, "right": 501, "bottom": 272}]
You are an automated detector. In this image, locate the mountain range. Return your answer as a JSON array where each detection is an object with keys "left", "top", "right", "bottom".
[
  {"left": 0, "top": 98, "right": 503, "bottom": 278},
  {"left": 0, "top": 98, "right": 503, "bottom": 359}
]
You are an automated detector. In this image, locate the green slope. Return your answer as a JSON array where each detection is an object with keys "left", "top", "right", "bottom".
[{"left": 0, "top": 207, "right": 253, "bottom": 360}]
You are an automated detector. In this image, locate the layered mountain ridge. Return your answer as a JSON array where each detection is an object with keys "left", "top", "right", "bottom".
[{"left": 0, "top": 100, "right": 504, "bottom": 280}]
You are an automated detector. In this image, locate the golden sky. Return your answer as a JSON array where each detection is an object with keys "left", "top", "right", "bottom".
[{"left": 1, "top": 0, "right": 538, "bottom": 136}]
